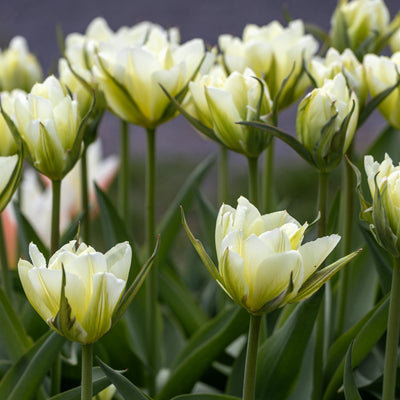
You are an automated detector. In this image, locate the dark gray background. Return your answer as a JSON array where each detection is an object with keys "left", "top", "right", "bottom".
[{"left": 1, "top": 0, "right": 399, "bottom": 162}]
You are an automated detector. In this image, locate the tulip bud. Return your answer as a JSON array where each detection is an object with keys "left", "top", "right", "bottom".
[
  {"left": 183, "top": 197, "right": 359, "bottom": 315},
  {"left": 5, "top": 75, "right": 83, "bottom": 180},
  {"left": 187, "top": 67, "right": 273, "bottom": 157},
  {"left": 363, "top": 154, "right": 400, "bottom": 256},
  {"left": 18, "top": 240, "right": 132, "bottom": 344},
  {"left": 0, "top": 36, "right": 42, "bottom": 92},
  {"left": 330, "top": 0, "right": 391, "bottom": 57},
  {"left": 364, "top": 53, "right": 400, "bottom": 130},
  {"left": 296, "top": 73, "right": 359, "bottom": 172},
  {"left": 219, "top": 20, "right": 318, "bottom": 109},
  {"left": 310, "top": 48, "right": 367, "bottom": 107}
]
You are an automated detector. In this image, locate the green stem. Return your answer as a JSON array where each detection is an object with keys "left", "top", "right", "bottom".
[
  {"left": 0, "top": 216, "right": 11, "bottom": 299},
  {"left": 382, "top": 257, "right": 400, "bottom": 400},
  {"left": 247, "top": 157, "right": 259, "bottom": 208},
  {"left": 146, "top": 127, "right": 157, "bottom": 396},
  {"left": 81, "top": 343, "right": 93, "bottom": 400},
  {"left": 262, "top": 139, "right": 274, "bottom": 213},
  {"left": 119, "top": 120, "right": 129, "bottom": 222},
  {"left": 51, "top": 179, "right": 61, "bottom": 254},
  {"left": 312, "top": 171, "right": 329, "bottom": 400},
  {"left": 50, "top": 179, "right": 62, "bottom": 396},
  {"left": 218, "top": 145, "right": 228, "bottom": 204},
  {"left": 81, "top": 145, "right": 90, "bottom": 243},
  {"left": 243, "top": 314, "right": 262, "bottom": 400},
  {"left": 336, "top": 148, "right": 354, "bottom": 336}
]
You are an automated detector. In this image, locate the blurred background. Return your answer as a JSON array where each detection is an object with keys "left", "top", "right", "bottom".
[{"left": 1, "top": 0, "right": 399, "bottom": 206}]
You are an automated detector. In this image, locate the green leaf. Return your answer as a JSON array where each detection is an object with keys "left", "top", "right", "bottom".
[
  {"left": 156, "top": 306, "right": 249, "bottom": 400},
  {"left": 255, "top": 290, "right": 323, "bottom": 400},
  {"left": 238, "top": 121, "right": 314, "bottom": 166},
  {"left": 344, "top": 342, "right": 362, "bottom": 400},
  {"left": 97, "top": 357, "right": 152, "bottom": 400},
  {"left": 48, "top": 367, "right": 110, "bottom": 400},
  {"left": 159, "top": 266, "right": 208, "bottom": 336},
  {"left": 323, "top": 294, "right": 389, "bottom": 400},
  {"left": 157, "top": 155, "right": 215, "bottom": 266},
  {"left": 0, "top": 331, "right": 65, "bottom": 400},
  {"left": 13, "top": 202, "right": 49, "bottom": 261},
  {"left": 172, "top": 395, "right": 240, "bottom": 400},
  {"left": 0, "top": 287, "right": 32, "bottom": 362}
]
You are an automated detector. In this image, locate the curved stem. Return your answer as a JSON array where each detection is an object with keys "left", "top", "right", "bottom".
[
  {"left": 146, "top": 127, "right": 157, "bottom": 396},
  {"left": 247, "top": 157, "right": 259, "bottom": 208},
  {"left": 243, "top": 314, "right": 262, "bottom": 400},
  {"left": 262, "top": 140, "right": 274, "bottom": 213},
  {"left": 382, "top": 256, "right": 400, "bottom": 400},
  {"left": 81, "top": 343, "right": 93, "bottom": 400},
  {"left": 81, "top": 145, "right": 90, "bottom": 243},
  {"left": 0, "top": 215, "right": 12, "bottom": 300},
  {"left": 218, "top": 145, "right": 228, "bottom": 204},
  {"left": 51, "top": 179, "right": 61, "bottom": 254},
  {"left": 336, "top": 147, "right": 354, "bottom": 336},
  {"left": 119, "top": 120, "right": 130, "bottom": 222}
]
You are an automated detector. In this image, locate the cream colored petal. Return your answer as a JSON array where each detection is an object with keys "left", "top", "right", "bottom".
[
  {"left": 64, "top": 270, "right": 88, "bottom": 322},
  {"left": 299, "top": 234, "right": 340, "bottom": 280},
  {"left": 258, "top": 228, "right": 292, "bottom": 253},
  {"left": 106, "top": 242, "right": 131, "bottom": 281},
  {"left": 28, "top": 242, "right": 46, "bottom": 268}
]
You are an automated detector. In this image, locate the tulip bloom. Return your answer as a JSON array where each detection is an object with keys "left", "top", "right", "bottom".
[
  {"left": 184, "top": 196, "right": 359, "bottom": 315},
  {"left": 18, "top": 240, "right": 131, "bottom": 344}
]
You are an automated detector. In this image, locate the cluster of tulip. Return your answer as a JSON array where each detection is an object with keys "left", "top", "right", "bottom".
[{"left": 1, "top": 0, "right": 400, "bottom": 399}]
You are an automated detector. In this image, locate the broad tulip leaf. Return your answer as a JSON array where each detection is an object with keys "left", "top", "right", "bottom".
[
  {"left": 323, "top": 294, "right": 389, "bottom": 400},
  {"left": 172, "top": 395, "right": 240, "bottom": 400},
  {"left": 159, "top": 266, "right": 208, "bottom": 336},
  {"left": 157, "top": 154, "right": 215, "bottom": 266},
  {"left": 0, "top": 287, "right": 32, "bottom": 362},
  {"left": 13, "top": 202, "right": 49, "bottom": 261},
  {"left": 0, "top": 331, "right": 65, "bottom": 399},
  {"left": 156, "top": 306, "right": 249, "bottom": 400},
  {"left": 48, "top": 367, "right": 110, "bottom": 400},
  {"left": 238, "top": 121, "right": 314, "bottom": 165},
  {"left": 255, "top": 290, "right": 322, "bottom": 400},
  {"left": 97, "top": 357, "right": 152, "bottom": 400},
  {"left": 344, "top": 342, "right": 362, "bottom": 400}
]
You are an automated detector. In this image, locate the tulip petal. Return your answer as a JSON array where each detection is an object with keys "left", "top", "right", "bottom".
[
  {"left": 28, "top": 242, "right": 46, "bottom": 269},
  {"left": 106, "top": 242, "right": 132, "bottom": 281}
]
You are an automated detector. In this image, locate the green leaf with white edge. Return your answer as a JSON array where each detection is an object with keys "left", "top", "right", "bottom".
[
  {"left": 255, "top": 290, "right": 323, "bottom": 400},
  {"left": 48, "top": 367, "right": 110, "bottom": 400},
  {"left": 97, "top": 357, "right": 152, "bottom": 400},
  {"left": 344, "top": 342, "right": 362, "bottom": 400},
  {"left": 293, "top": 249, "right": 361, "bottom": 302},
  {"left": 156, "top": 306, "right": 249, "bottom": 400},
  {"left": 13, "top": 202, "right": 49, "bottom": 263},
  {"left": 111, "top": 237, "right": 159, "bottom": 327},
  {"left": 181, "top": 206, "right": 220, "bottom": 282},
  {"left": 358, "top": 74, "right": 400, "bottom": 129},
  {"left": 0, "top": 331, "right": 65, "bottom": 400},
  {"left": 323, "top": 294, "right": 389, "bottom": 400},
  {"left": 159, "top": 265, "right": 208, "bottom": 337},
  {"left": 238, "top": 121, "right": 314, "bottom": 166},
  {"left": 172, "top": 395, "right": 240, "bottom": 400},
  {"left": 0, "top": 287, "right": 32, "bottom": 362},
  {"left": 157, "top": 155, "right": 215, "bottom": 266},
  {"left": 160, "top": 85, "right": 219, "bottom": 142}
]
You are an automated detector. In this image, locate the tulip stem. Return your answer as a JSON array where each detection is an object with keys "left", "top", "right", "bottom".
[
  {"left": 81, "top": 144, "right": 90, "bottom": 243},
  {"left": 51, "top": 179, "right": 61, "bottom": 254},
  {"left": 336, "top": 147, "right": 354, "bottom": 336},
  {"left": 262, "top": 138, "right": 274, "bottom": 213},
  {"left": 382, "top": 256, "right": 400, "bottom": 400},
  {"left": 119, "top": 120, "right": 130, "bottom": 223},
  {"left": 243, "top": 314, "right": 262, "bottom": 400},
  {"left": 0, "top": 215, "right": 12, "bottom": 300},
  {"left": 146, "top": 127, "right": 157, "bottom": 396},
  {"left": 317, "top": 171, "right": 328, "bottom": 237},
  {"left": 218, "top": 145, "right": 229, "bottom": 204},
  {"left": 81, "top": 343, "right": 93, "bottom": 400},
  {"left": 247, "top": 156, "right": 259, "bottom": 208}
]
